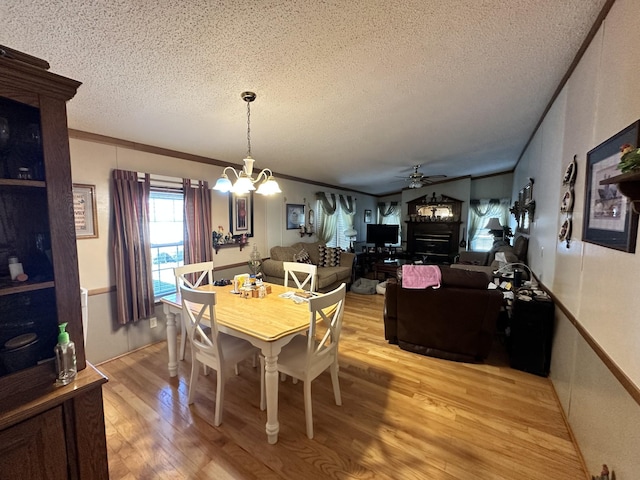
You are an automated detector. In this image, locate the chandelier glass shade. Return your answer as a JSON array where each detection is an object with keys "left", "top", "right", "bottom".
[{"left": 213, "top": 92, "right": 281, "bottom": 195}]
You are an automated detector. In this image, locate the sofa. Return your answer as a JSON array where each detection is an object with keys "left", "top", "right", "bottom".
[
  {"left": 451, "top": 235, "right": 529, "bottom": 280},
  {"left": 383, "top": 267, "right": 503, "bottom": 362},
  {"left": 262, "top": 241, "right": 355, "bottom": 292}
]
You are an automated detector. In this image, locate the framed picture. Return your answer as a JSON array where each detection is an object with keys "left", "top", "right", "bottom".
[
  {"left": 583, "top": 120, "right": 639, "bottom": 253},
  {"left": 73, "top": 184, "right": 98, "bottom": 239},
  {"left": 229, "top": 191, "right": 254, "bottom": 237},
  {"left": 286, "top": 204, "right": 305, "bottom": 230},
  {"left": 364, "top": 209, "right": 372, "bottom": 223}
]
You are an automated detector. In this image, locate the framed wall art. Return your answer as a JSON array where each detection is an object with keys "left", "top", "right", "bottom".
[
  {"left": 286, "top": 204, "right": 305, "bottom": 230},
  {"left": 583, "top": 120, "right": 639, "bottom": 253},
  {"left": 229, "top": 191, "right": 254, "bottom": 237},
  {"left": 73, "top": 184, "right": 98, "bottom": 238},
  {"left": 364, "top": 209, "right": 372, "bottom": 223}
]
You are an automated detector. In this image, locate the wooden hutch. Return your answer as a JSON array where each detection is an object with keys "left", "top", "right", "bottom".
[
  {"left": 0, "top": 46, "right": 109, "bottom": 478},
  {"left": 406, "top": 193, "right": 463, "bottom": 264}
]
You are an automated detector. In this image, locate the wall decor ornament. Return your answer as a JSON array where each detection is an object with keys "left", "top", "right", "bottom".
[
  {"left": 582, "top": 120, "right": 639, "bottom": 253},
  {"left": 559, "top": 155, "right": 577, "bottom": 248}
]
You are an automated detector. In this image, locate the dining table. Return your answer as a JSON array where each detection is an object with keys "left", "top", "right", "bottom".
[{"left": 160, "top": 282, "right": 315, "bottom": 444}]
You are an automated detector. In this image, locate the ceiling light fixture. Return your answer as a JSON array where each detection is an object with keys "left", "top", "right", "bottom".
[{"left": 213, "top": 91, "right": 282, "bottom": 195}]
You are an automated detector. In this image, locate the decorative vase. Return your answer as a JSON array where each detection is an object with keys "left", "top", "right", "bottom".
[{"left": 248, "top": 245, "right": 262, "bottom": 275}]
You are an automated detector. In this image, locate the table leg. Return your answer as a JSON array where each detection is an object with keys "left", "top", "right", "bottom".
[
  {"left": 164, "top": 305, "right": 178, "bottom": 377},
  {"left": 262, "top": 349, "right": 281, "bottom": 444}
]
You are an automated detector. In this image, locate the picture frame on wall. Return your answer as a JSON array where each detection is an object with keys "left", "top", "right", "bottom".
[
  {"left": 286, "top": 204, "right": 305, "bottom": 230},
  {"left": 73, "top": 183, "right": 98, "bottom": 239},
  {"left": 583, "top": 120, "right": 639, "bottom": 253},
  {"left": 364, "top": 209, "right": 372, "bottom": 223},
  {"left": 229, "top": 191, "right": 254, "bottom": 237}
]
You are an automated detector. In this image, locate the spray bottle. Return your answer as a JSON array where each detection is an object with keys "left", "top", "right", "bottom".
[{"left": 54, "top": 322, "right": 77, "bottom": 385}]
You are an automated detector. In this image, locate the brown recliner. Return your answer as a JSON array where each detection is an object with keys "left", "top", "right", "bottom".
[{"left": 383, "top": 267, "right": 504, "bottom": 363}]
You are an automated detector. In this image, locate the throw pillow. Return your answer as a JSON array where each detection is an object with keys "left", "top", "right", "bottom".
[
  {"left": 318, "top": 245, "right": 343, "bottom": 267},
  {"left": 293, "top": 248, "right": 313, "bottom": 264}
]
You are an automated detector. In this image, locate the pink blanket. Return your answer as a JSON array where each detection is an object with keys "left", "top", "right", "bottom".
[{"left": 402, "top": 265, "right": 441, "bottom": 289}]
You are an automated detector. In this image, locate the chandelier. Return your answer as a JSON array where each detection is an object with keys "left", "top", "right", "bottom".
[{"left": 213, "top": 92, "right": 282, "bottom": 195}]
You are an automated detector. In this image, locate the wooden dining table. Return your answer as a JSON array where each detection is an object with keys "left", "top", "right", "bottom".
[{"left": 160, "top": 282, "right": 314, "bottom": 444}]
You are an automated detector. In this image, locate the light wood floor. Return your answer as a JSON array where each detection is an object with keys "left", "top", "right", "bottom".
[{"left": 99, "top": 292, "right": 587, "bottom": 480}]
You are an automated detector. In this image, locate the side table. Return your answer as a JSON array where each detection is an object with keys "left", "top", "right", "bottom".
[
  {"left": 508, "top": 289, "right": 554, "bottom": 377},
  {"left": 373, "top": 259, "right": 408, "bottom": 281}
]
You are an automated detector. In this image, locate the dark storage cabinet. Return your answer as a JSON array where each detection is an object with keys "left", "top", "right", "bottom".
[
  {"left": 509, "top": 295, "right": 555, "bottom": 377},
  {"left": 0, "top": 45, "right": 109, "bottom": 479}
]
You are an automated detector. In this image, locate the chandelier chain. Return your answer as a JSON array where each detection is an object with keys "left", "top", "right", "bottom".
[{"left": 246, "top": 101, "right": 251, "bottom": 157}]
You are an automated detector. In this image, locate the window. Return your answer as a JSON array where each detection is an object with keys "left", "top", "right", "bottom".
[
  {"left": 379, "top": 205, "right": 402, "bottom": 246},
  {"left": 315, "top": 201, "right": 352, "bottom": 249},
  {"left": 468, "top": 199, "right": 511, "bottom": 252},
  {"left": 149, "top": 189, "right": 184, "bottom": 298}
]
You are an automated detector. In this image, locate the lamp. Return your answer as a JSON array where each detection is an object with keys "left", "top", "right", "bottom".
[
  {"left": 344, "top": 228, "right": 357, "bottom": 252},
  {"left": 213, "top": 92, "right": 282, "bottom": 195},
  {"left": 485, "top": 217, "right": 503, "bottom": 232}
]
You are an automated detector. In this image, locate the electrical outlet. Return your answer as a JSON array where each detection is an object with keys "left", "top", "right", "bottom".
[{"left": 150, "top": 317, "right": 158, "bottom": 329}]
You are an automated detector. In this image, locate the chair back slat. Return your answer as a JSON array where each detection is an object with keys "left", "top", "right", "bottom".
[
  {"left": 283, "top": 261, "right": 317, "bottom": 292},
  {"left": 174, "top": 261, "right": 214, "bottom": 291}
]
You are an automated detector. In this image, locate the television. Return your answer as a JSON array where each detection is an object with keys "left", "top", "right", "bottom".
[{"left": 366, "top": 224, "right": 399, "bottom": 248}]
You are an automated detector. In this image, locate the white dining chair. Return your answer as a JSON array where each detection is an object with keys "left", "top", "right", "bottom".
[
  {"left": 174, "top": 261, "right": 214, "bottom": 360},
  {"left": 180, "top": 285, "right": 257, "bottom": 426},
  {"left": 261, "top": 283, "right": 346, "bottom": 439},
  {"left": 283, "top": 261, "right": 317, "bottom": 292}
]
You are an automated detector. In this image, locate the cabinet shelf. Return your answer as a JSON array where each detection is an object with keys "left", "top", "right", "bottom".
[
  {"left": 600, "top": 170, "right": 640, "bottom": 202},
  {"left": 0, "top": 280, "right": 55, "bottom": 296}
]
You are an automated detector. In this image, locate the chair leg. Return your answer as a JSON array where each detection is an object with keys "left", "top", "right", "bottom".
[
  {"left": 303, "top": 380, "right": 314, "bottom": 439},
  {"left": 259, "top": 356, "right": 266, "bottom": 411},
  {"left": 330, "top": 362, "right": 342, "bottom": 406},
  {"left": 179, "top": 315, "right": 187, "bottom": 361},
  {"left": 187, "top": 358, "right": 199, "bottom": 404},
  {"left": 214, "top": 370, "right": 225, "bottom": 427},
  {"left": 234, "top": 363, "right": 239, "bottom": 376}
]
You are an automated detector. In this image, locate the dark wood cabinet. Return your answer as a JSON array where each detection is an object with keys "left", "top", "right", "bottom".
[
  {"left": 406, "top": 194, "right": 463, "bottom": 263},
  {"left": 0, "top": 45, "right": 109, "bottom": 478}
]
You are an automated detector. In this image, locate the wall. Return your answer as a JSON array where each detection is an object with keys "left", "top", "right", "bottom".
[
  {"left": 513, "top": 0, "right": 640, "bottom": 475},
  {"left": 69, "top": 136, "right": 377, "bottom": 364}
]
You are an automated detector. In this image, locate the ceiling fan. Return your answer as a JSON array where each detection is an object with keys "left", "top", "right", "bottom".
[{"left": 398, "top": 165, "right": 446, "bottom": 188}]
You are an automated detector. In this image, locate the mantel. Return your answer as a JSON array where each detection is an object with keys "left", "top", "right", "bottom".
[{"left": 600, "top": 170, "right": 640, "bottom": 202}]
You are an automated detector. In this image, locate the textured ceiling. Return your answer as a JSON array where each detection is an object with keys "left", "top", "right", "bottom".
[{"left": 1, "top": 1, "right": 608, "bottom": 195}]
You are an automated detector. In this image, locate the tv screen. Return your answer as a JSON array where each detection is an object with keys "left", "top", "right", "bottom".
[{"left": 366, "top": 224, "right": 399, "bottom": 246}]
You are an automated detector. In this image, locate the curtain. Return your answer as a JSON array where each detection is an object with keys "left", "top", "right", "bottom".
[
  {"left": 112, "top": 169, "right": 154, "bottom": 324},
  {"left": 316, "top": 192, "right": 338, "bottom": 244},
  {"left": 377, "top": 201, "right": 398, "bottom": 219},
  {"left": 339, "top": 194, "right": 356, "bottom": 233},
  {"left": 468, "top": 198, "right": 509, "bottom": 248},
  {"left": 183, "top": 179, "right": 213, "bottom": 266}
]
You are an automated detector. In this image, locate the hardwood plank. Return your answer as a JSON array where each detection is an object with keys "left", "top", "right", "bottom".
[{"left": 99, "top": 292, "right": 587, "bottom": 479}]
